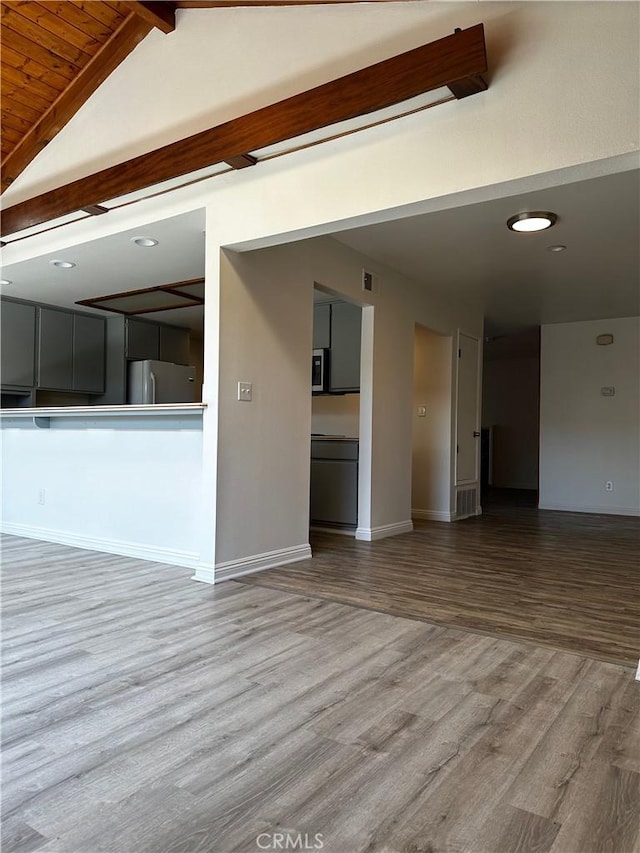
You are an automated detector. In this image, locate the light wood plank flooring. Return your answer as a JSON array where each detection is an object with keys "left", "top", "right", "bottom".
[
  {"left": 2, "top": 534, "right": 639, "bottom": 853},
  {"left": 240, "top": 503, "right": 640, "bottom": 667}
]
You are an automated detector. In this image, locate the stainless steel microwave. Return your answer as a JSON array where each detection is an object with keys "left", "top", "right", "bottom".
[{"left": 312, "top": 348, "right": 329, "bottom": 393}]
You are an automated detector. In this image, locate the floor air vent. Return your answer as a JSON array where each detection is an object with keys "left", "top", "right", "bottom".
[{"left": 456, "top": 487, "right": 477, "bottom": 520}]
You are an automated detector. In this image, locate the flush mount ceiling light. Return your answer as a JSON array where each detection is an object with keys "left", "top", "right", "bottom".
[
  {"left": 547, "top": 244, "right": 567, "bottom": 252},
  {"left": 507, "top": 212, "right": 557, "bottom": 233},
  {"left": 49, "top": 259, "right": 76, "bottom": 269},
  {"left": 130, "top": 237, "right": 158, "bottom": 247},
  {"left": 0, "top": 278, "right": 12, "bottom": 285}
]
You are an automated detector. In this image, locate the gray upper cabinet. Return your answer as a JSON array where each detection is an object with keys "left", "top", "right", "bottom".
[
  {"left": 73, "top": 314, "right": 105, "bottom": 393},
  {"left": 328, "top": 300, "right": 361, "bottom": 393},
  {"left": 126, "top": 319, "right": 159, "bottom": 361},
  {"left": 38, "top": 308, "right": 74, "bottom": 391},
  {"left": 1, "top": 300, "right": 36, "bottom": 388},
  {"left": 159, "top": 324, "right": 190, "bottom": 364},
  {"left": 313, "top": 303, "right": 331, "bottom": 350}
]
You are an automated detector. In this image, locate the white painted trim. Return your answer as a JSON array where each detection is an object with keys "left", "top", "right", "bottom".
[
  {"left": 213, "top": 543, "right": 312, "bottom": 582},
  {"left": 412, "top": 509, "right": 454, "bottom": 522},
  {"left": 538, "top": 502, "right": 640, "bottom": 517},
  {"left": 636, "top": 660, "right": 640, "bottom": 682},
  {"left": 191, "top": 565, "right": 215, "bottom": 584},
  {"left": 0, "top": 521, "right": 200, "bottom": 568},
  {"left": 355, "top": 520, "right": 413, "bottom": 541}
]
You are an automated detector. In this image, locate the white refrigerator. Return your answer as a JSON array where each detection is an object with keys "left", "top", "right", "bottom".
[{"left": 127, "top": 360, "right": 197, "bottom": 404}]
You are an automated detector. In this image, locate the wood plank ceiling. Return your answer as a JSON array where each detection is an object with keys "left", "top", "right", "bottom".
[{"left": 0, "top": 1, "right": 175, "bottom": 192}]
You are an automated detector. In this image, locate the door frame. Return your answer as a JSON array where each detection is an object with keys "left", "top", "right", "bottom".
[{"left": 454, "top": 329, "right": 482, "bottom": 486}]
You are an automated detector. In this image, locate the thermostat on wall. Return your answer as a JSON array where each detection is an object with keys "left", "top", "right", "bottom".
[
  {"left": 596, "top": 334, "right": 614, "bottom": 345},
  {"left": 601, "top": 386, "right": 615, "bottom": 397}
]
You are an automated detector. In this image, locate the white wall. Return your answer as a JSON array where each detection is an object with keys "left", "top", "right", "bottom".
[
  {"left": 539, "top": 317, "right": 640, "bottom": 516},
  {"left": 482, "top": 356, "right": 539, "bottom": 490},
  {"left": 1, "top": 416, "right": 203, "bottom": 566},
  {"left": 214, "top": 247, "right": 314, "bottom": 572},
  {"left": 412, "top": 325, "right": 453, "bottom": 520},
  {"left": 311, "top": 395, "right": 360, "bottom": 438},
  {"left": 211, "top": 235, "right": 481, "bottom": 577}
]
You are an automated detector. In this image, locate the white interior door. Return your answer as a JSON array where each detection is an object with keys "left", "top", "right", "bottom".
[{"left": 456, "top": 332, "right": 480, "bottom": 484}]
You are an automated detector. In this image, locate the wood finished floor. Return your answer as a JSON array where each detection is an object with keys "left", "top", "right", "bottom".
[
  {"left": 2, "top": 534, "right": 639, "bottom": 853},
  {"left": 240, "top": 500, "right": 640, "bottom": 668}
]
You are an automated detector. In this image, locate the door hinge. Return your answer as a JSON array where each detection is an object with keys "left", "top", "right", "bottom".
[{"left": 458, "top": 348, "right": 462, "bottom": 358}]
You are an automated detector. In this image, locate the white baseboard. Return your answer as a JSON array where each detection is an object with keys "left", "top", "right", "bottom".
[
  {"left": 538, "top": 502, "right": 640, "bottom": 517},
  {"left": 636, "top": 660, "right": 640, "bottom": 682},
  {"left": 412, "top": 509, "right": 454, "bottom": 523},
  {"left": 213, "top": 543, "right": 312, "bottom": 583},
  {"left": 191, "top": 565, "right": 215, "bottom": 584},
  {"left": 355, "top": 520, "right": 413, "bottom": 541},
  {"left": 0, "top": 521, "right": 200, "bottom": 568}
]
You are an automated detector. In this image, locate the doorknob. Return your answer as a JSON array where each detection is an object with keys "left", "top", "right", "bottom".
[{"left": 473, "top": 431, "right": 481, "bottom": 437}]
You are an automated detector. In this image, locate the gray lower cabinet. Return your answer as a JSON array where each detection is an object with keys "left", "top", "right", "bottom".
[
  {"left": 38, "top": 307, "right": 74, "bottom": 391},
  {"left": 310, "top": 440, "right": 358, "bottom": 527},
  {"left": 126, "top": 318, "right": 159, "bottom": 361},
  {"left": 73, "top": 314, "right": 105, "bottom": 393},
  {"left": 1, "top": 299, "right": 36, "bottom": 388},
  {"left": 329, "top": 301, "right": 361, "bottom": 393}
]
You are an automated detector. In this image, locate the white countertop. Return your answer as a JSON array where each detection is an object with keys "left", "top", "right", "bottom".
[
  {"left": 311, "top": 435, "right": 359, "bottom": 441},
  {"left": 1, "top": 403, "right": 207, "bottom": 419}
]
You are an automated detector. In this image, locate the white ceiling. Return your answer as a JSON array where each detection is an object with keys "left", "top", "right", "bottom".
[
  {"left": 336, "top": 170, "right": 640, "bottom": 335},
  {"left": 0, "top": 209, "right": 206, "bottom": 330},
  {"left": 1, "top": 171, "right": 638, "bottom": 337}
]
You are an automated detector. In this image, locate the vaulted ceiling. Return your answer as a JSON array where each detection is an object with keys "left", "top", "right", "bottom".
[
  {"left": 0, "top": 0, "right": 407, "bottom": 195},
  {"left": 0, "top": 1, "right": 180, "bottom": 192}
]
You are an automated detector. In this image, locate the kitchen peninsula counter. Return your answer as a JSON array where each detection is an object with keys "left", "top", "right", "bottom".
[
  {"left": 1, "top": 403, "right": 205, "bottom": 569},
  {"left": 1, "top": 403, "right": 206, "bottom": 424}
]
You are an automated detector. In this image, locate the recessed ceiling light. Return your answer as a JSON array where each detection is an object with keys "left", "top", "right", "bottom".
[
  {"left": 131, "top": 237, "right": 159, "bottom": 247},
  {"left": 547, "top": 244, "right": 567, "bottom": 253},
  {"left": 507, "top": 211, "right": 558, "bottom": 233},
  {"left": 0, "top": 278, "right": 12, "bottom": 285},
  {"left": 50, "top": 260, "right": 76, "bottom": 269}
]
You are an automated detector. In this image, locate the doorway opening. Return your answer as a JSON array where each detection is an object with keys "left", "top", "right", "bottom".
[
  {"left": 481, "top": 328, "right": 541, "bottom": 512},
  {"left": 310, "top": 286, "right": 364, "bottom": 535},
  {"left": 411, "top": 324, "right": 454, "bottom": 523}
]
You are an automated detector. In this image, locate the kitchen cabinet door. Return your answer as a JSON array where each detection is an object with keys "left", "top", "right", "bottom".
[
  {"left": 1, "top": 300, "right": 36, "bottom": 387},
  {"left": 310, "top": 459, "right": 358, "bottom": 526},
  {"left": 38, "top": 307, "right": 73, "bottom": 390},
  {"left": 159, "top": 324, "right": 190, "bottom": 365},
  {"left": 73, "top": 314, "right": 105, "bottom": 393},
  {"left": 126, "top": 319, "right": 159, "bottom": 360},
  {"left": 328, "top": 300, "right": 361, "bottom": 392},
  {"left": 313, "top": 304, "right": 331, "bottom": 350}
]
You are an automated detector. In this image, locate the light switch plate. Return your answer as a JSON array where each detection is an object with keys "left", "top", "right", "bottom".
[{"left": 238, "top": 381, "right": 252, "bottom": 402}]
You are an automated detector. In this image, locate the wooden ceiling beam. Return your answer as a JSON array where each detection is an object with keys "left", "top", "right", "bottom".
[
  {"left": 177, "top": 0, "right": 423, "bottom": 5},
  {"left": 1, "top": 24, "right": 488, "bottom": 238},
  {"left": 120, "top": 2, "right": 177, "bottom": 34},
  {"left": 1, "top": 13, "right": 153, "bottom": 194}
]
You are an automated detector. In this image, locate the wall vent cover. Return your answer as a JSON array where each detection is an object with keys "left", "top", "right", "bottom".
[
  {"left": 362, "top": 270, "right": 375, "bottom": 292},
  {"left": 456, "top": 487, "right": 477, "bottom": 520}
]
